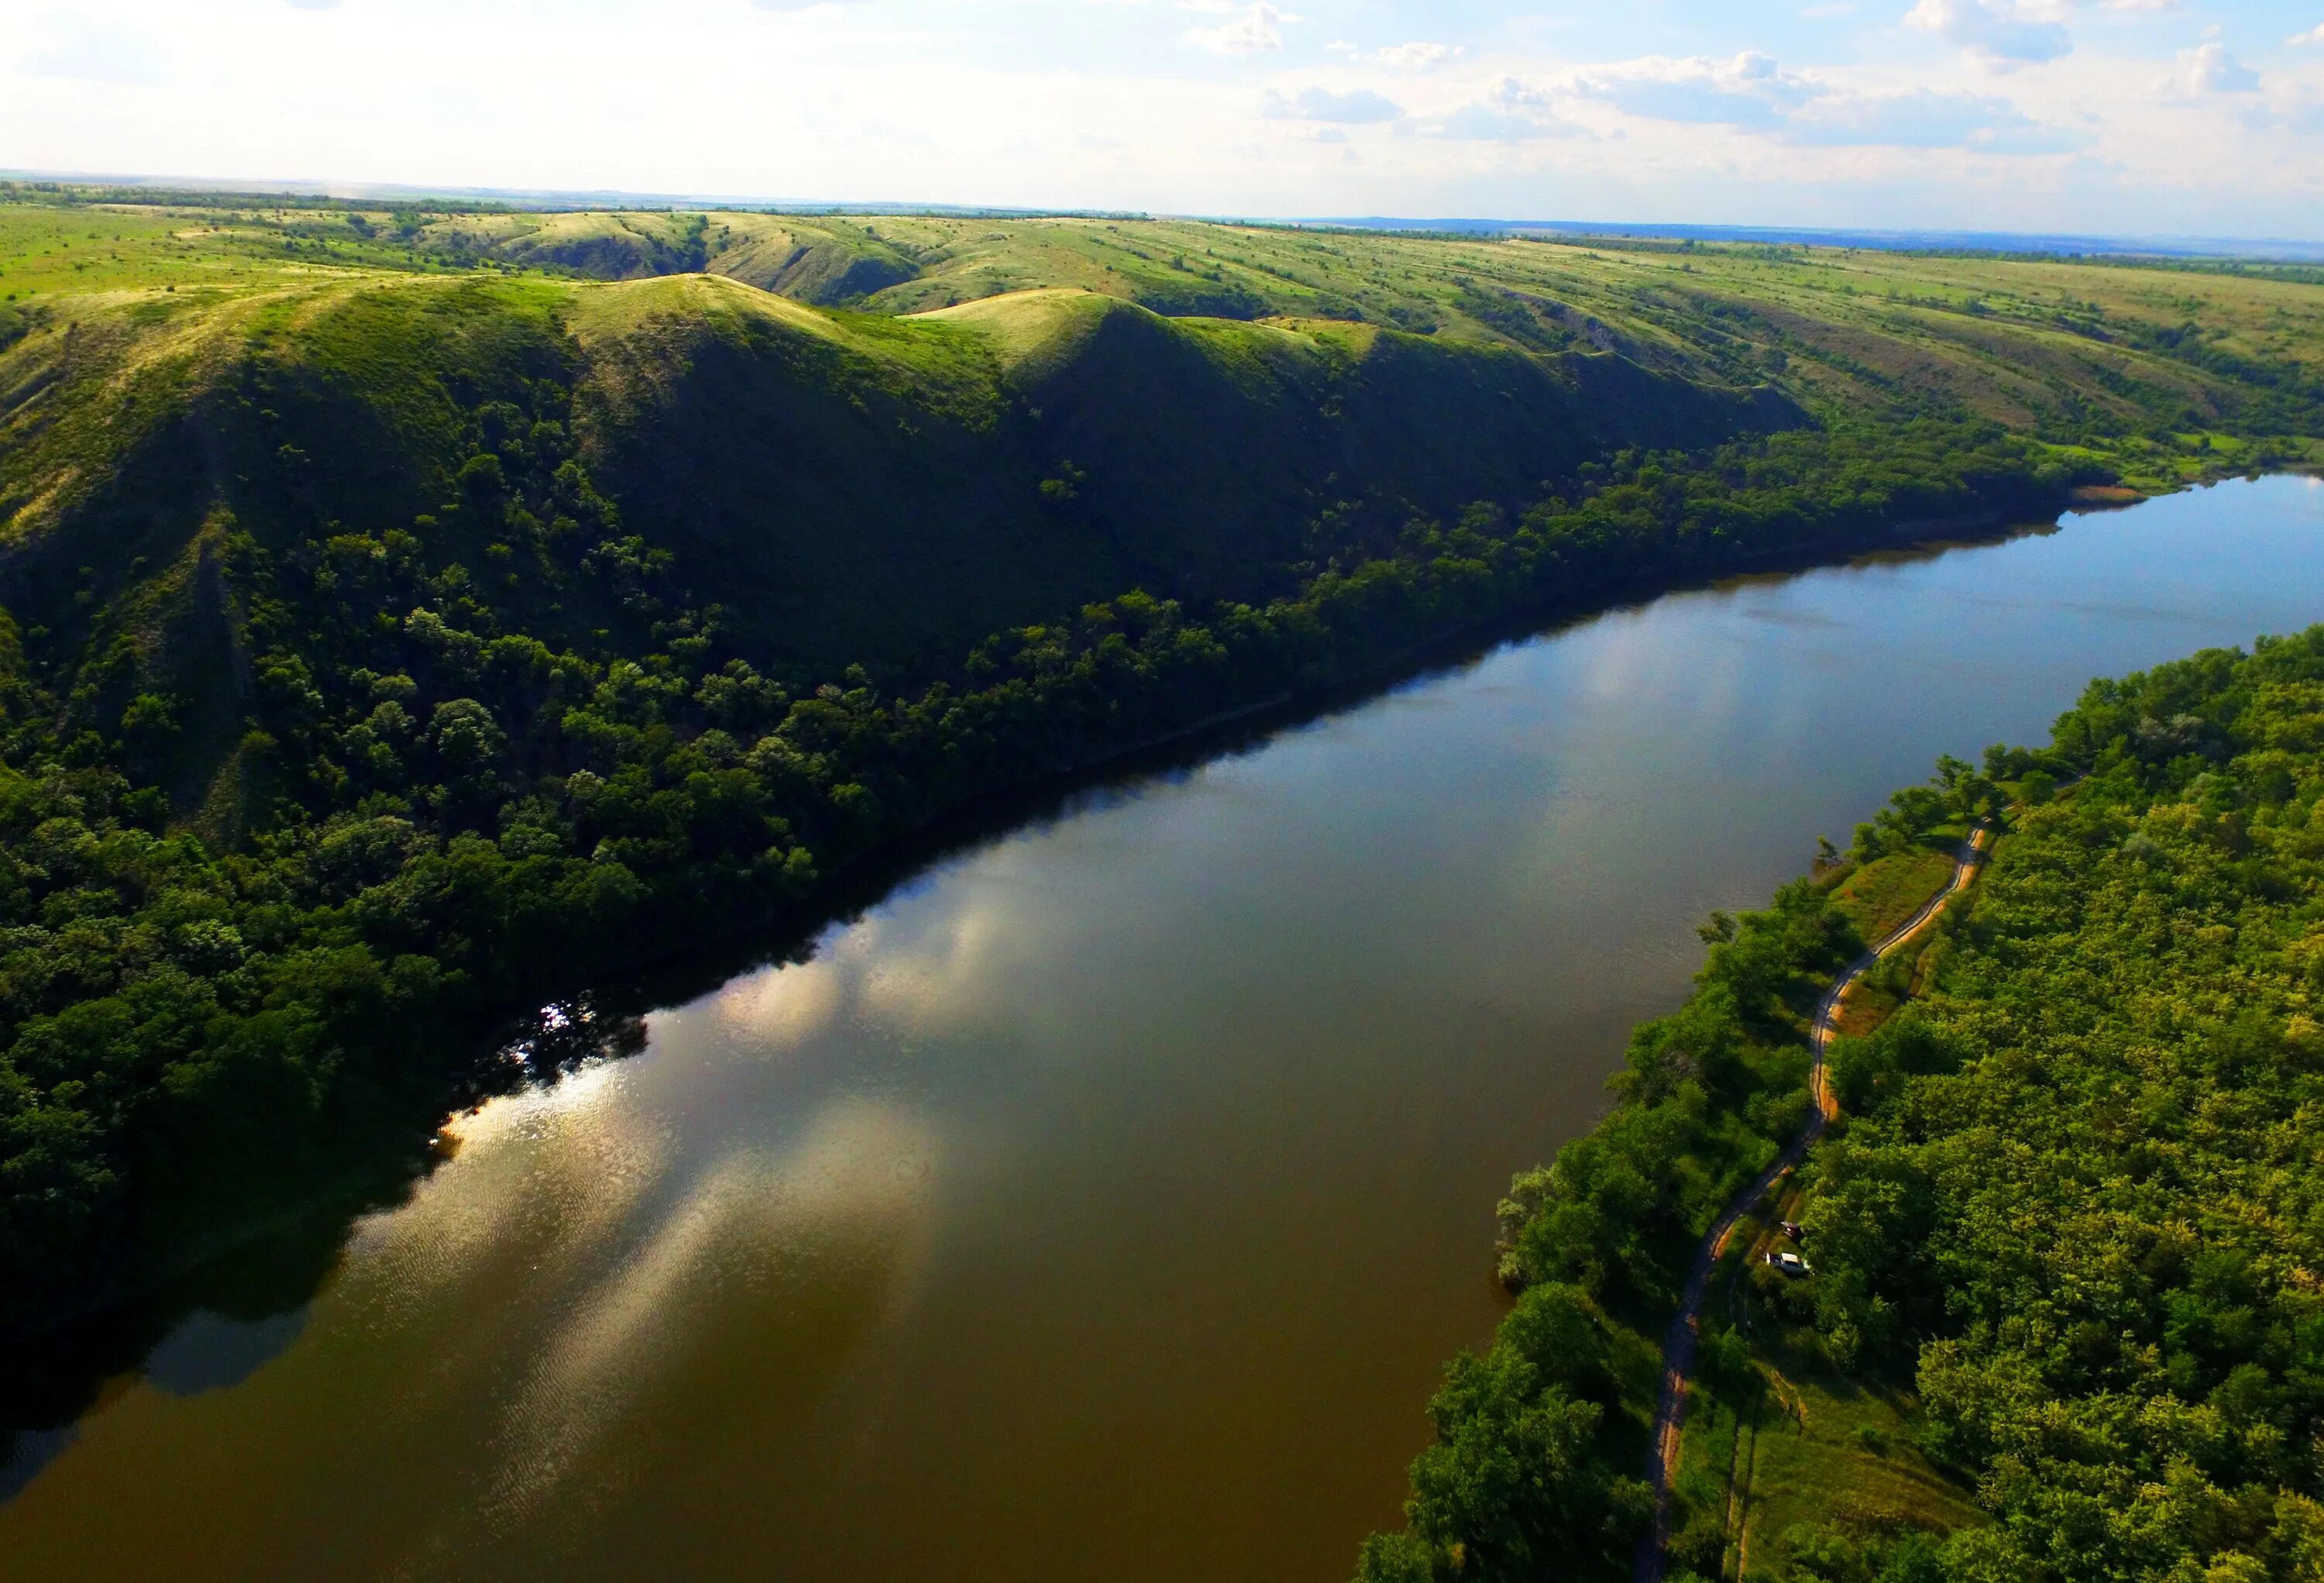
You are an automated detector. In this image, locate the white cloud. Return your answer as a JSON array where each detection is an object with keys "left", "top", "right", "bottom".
[
  {"left": 1374, "top": 41, "right": 1452, "bottom": 71},
  {"left": 1569, "top": 50, "right": 2083, "bottom": 156},
  {"left": 1263, "top": 85, "right": 1401, "bottom": 123},
  {"left": 1184, "top": 2, "right": 1284, "bottom": 54},
  {"left": 2289, "top": 23, "right": 2324, "bottom": 46},
  {"left": 1422, "top": 77, "right": 1576, "bottom": 142},
  {"left": 23, "top": 15, "right": 173, "bottom": 84},
  {"left": 1427, "top": 105, "right": 1564, "bottom": 142},
  {"left": 0, "top": 0, "right": 2319, "bottom": 243},
  {"left": 1789, "top": 88, "right": 2091, "bottom": 153},
  {"left": 1570, "top": 53, "right": 1818, "bottom": 131},
  {"left": 1906, "top": 0, "right": 2073, "bottom": 67},
  {"left": 2169, "top": 42, "right": 2260, "bottom": 95}
]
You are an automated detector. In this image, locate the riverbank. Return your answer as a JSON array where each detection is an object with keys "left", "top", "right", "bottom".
[
  {"left": 1638, "top": 817, "right": 1999, "bottom": 1583},
  {"left": 11, "top": 477, "right": 2323, "bottom": 1583},
  {"left": 0, "top": 456, "right": 2283, "bottom": 1352},
  {"left": 0, "top": 432, "right": 2109, "bottom": 1344},
  {"left": 1363, "top": 602, "right": 2324, "bottom": 1583},
  {"left": 1353, "top": 779, "right": 2028, "bottom": 1581},
  {"left": 1673, "top": 638, "right": 2324, "bottom": 1581}
]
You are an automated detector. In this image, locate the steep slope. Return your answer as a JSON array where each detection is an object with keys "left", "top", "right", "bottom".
[
  {"left": 576, "top": 282, "right": 1796, "bottom": 665},
  {"left": 432, "top": 211, "right": 928, "bottom": 304},
  {"left": 701, "top": 216, "right": 925, "bottom": 305},
  {"left": 421, "top": 210, "right": 713, "bottom": 278},
  {"left": 0, "top": 277, "right": 576, "bottom": 631},
  {"left": 0, "top": 262, "right": 1796, "bottom": 811},
  {"left": 561, "top": 276, "right": 1112, "bottom": 671},
  {"left": 0, "top": 274, "right": 583, "bottom": 832},
  {"left": 930, "top": 290, "right": 1796, "bottom": 593}
]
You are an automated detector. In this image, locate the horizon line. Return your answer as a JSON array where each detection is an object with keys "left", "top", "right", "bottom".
[{"left": 8, "top": 167, "right": 2324, "bottom": 262}]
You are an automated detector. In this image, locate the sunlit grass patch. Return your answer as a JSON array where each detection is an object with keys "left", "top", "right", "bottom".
[{"left": 1831, "top": 847, "right": 1958, "bottom": 946}]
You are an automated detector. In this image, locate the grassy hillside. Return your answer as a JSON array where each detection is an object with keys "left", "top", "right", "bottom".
[
  {"left": 17, "top": 190, "right": 2322, "bottom": 450},
  {"left": 0, "top": 249, "right": 1785, "bottom": 685},
  {"left": 12, "top": 190, "right": 2319, "bottom": 703},
  {"left": 417, "top": 208, "right": 2324, "bottom": 456},
  {"left": 0, "top": 185, "right": 2320, "bottom": 1338},
  {"left": 562, "top": 277, "right": 1786, "bottom": 667}
]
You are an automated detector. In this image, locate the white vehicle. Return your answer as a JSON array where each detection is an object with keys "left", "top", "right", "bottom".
[{"left": 1765, "top": 1249, "right": 1811, "bottom": 1278}]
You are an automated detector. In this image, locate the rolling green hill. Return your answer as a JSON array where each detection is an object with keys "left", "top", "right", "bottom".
[
  {"left": 0, "top": 184, "right": 2319, "bottom": 1334},
  {"left": 0, "top": 220, "right": 1793, "bottom": 689},
  {"left": 426, "top": 207, "right": 2324, "bottom": 449}
]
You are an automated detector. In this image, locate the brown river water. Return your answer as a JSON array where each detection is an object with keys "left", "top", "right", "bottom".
[{"left": 4, "top": 476, "right": 2322, "bottom": 1582}]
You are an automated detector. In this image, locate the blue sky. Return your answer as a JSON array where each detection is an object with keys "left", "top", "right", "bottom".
[{"left": 7, "top": 1, "right": 2324, "bottom": 239}]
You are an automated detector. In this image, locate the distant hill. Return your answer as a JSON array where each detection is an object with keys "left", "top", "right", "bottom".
[
  {"left": 15, "top": 171, "right": 2322, "bottom": 260},
  {"left": 1310, "top": 218, "right": 2324, "bottom": 262}
]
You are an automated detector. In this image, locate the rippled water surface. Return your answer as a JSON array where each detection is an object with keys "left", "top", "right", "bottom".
[{"left": 5, "top": 477, "right": 2322, "bottom": 1582}]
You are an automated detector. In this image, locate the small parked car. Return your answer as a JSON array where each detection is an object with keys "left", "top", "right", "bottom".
[
  {"left": 1764, "top": 1249, "right": 1811, "bottom": 1278},
  {"left": 1779, "top": 1220, "right": 1807, "bottom": 1244}
]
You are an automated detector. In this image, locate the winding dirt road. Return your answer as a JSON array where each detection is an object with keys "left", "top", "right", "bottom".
[{"left": 1630, "top": 821, "right": 1996, "bottom": 1583}]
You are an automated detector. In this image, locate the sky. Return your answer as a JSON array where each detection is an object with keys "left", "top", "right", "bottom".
[{"left": 6, "top": 1, "right": 2324, "bottom": 239}]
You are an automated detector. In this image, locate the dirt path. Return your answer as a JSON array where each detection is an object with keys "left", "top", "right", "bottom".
[{"left": 1630, "top": 821, "right": 1995, "bottom": 1583}]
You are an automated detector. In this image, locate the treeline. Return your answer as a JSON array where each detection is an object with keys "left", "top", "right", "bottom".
[
  {"left": 1356, "top": 628, "right": 2324, "bottom": 1583},
  {"left": 0, "top": 404, "right": 2086, "bottom": 1329},
  {"left": 1795, "top": 631, "right": 2324, "bottom": 1581}
]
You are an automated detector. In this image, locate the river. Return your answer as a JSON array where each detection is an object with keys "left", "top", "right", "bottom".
[{"left": 4, "top": 475, "right": 2321, "bottom": 1582}]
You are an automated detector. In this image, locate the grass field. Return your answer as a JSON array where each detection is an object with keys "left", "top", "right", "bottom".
[
  {"left": 1829, "top": 846, "right": 1961, "bottom": 946},
  {"left": 641, "top": 214, "right": 2324, "bottom": 456},
  {"left": 7, "top": 187, "right": 2314, "bottom": 833},
  {"left": 3, "top": 184, "right": 2315, "bottom": 909},
  {"left": 1678, "top": 1316, "right": 1985, "bottom": 1582},
  {"left": 1673, "top": 1183, "right": 1986, "bottom": 1582}
]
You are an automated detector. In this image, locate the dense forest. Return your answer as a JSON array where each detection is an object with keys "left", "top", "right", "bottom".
[
  {"left": 1356, "top": 631, "right": 2324, "bottom": 1583},
  {"left": 2, "top": 191, "right": 2320, "bottom": 1336}
]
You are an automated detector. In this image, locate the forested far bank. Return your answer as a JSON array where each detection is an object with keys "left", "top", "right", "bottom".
[{"left": 1356, "top": 628, "right": 2324, "bottom": 1583}]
